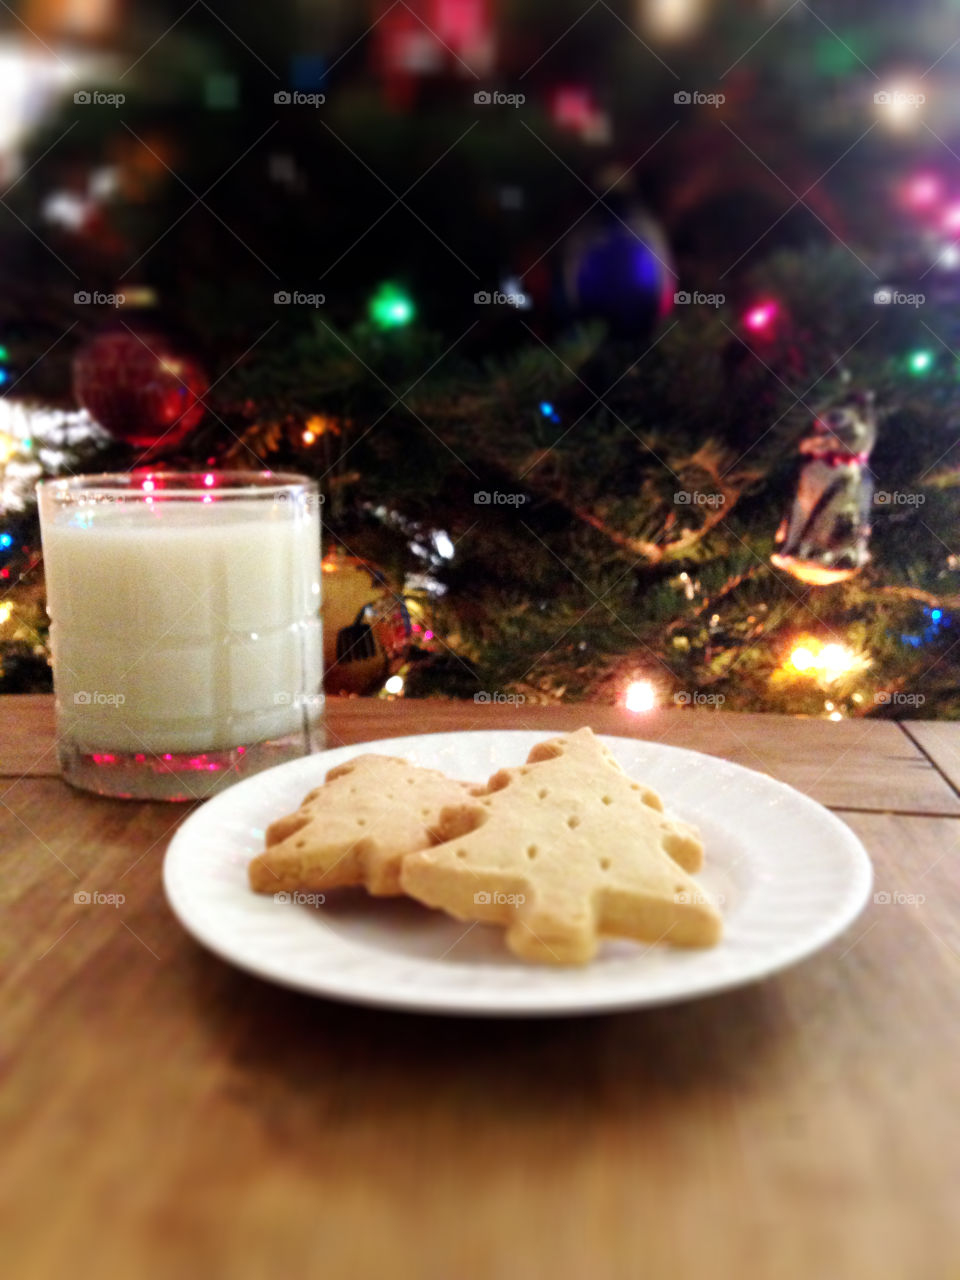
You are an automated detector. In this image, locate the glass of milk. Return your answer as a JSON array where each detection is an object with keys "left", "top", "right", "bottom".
[{"left": 37, "top": 472, "right": 324, "bottom": 800}]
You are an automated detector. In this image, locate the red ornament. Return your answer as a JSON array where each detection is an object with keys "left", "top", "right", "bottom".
[{"left": 73, "top": 331, "right": 207, "bottom": 450}]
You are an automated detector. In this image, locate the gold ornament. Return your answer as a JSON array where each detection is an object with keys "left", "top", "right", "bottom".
[{"left": 321, "top": 550, "right": 411, "bottom": 695}]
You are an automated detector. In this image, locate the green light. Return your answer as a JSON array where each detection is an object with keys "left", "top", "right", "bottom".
[
  {"left": 908, "top": 349, "right": 934, "bottom": 375},
  {"left": 369, "top": 282, "right": 415, "bottom": 330}
]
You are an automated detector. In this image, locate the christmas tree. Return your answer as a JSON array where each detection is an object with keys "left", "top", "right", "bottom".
[{"left": 3, "top": 0, "right": 960, "bottom": 717}]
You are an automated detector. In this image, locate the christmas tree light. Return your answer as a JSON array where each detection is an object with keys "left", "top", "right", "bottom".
[
  {"left": 369, "top": 282, "right": 415, "bottom": 329},
  {"left": 908, "top": 349, "right": 934, "bottom": 375},
  {"left": 903, "top": 173, "right": 942, "bottom": 209},
  {"left": 624, "top": 680, "right": 656, "bottom": 712},
  {"left": 744, "top": 302, "right": 777, "bottom": 333}
]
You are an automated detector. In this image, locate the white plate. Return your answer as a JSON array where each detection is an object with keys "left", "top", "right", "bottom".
[{"left": 163, "top": 731, "right": 873, "bottom": 1017}]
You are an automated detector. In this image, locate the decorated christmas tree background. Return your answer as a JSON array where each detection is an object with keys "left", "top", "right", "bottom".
[{"left": 3, "top": 0, "right": 960, "bottom": 717}]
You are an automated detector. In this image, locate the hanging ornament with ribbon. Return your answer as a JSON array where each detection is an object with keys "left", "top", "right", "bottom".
[{"left": 771, "top": 390, "right": 877, "bottom": 586}]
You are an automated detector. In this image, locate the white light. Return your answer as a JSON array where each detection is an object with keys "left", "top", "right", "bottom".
[
  {"left": 0, "top": 40, "right": 107, "bottom": 159},
  {"left": 876, "top": 83, "right": 925, "bottom": 131},
  {"left": 89, "top": 167, "right": 119, "bottom": 200},
  {"left": 384, "top": 674, "right": 404, "bottom": 695},
  {"left": 645, "top": 0, "right": 705, "bottom": 40},
  {"left": 625, "top": 680, "right": 656, "bottom": 712},
  {"left": 819, "top": 643, "right": 854, "bottom": 678},
  {"left": 42, "top": 191, "right": 90, "bottom": 230},
  {"left": 434, "top": 531, "right": 455, "bottom": 560}
]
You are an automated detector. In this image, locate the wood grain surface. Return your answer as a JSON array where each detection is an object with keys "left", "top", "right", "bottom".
[
  {"left": 5, "top": 694, "right": 960, "bottom": 814},
  {"left": 2, "top": 697, "right": 959, "bottom": 1280}
]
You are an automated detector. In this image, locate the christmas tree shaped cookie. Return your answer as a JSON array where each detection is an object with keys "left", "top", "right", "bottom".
[
  {"left": 401, "top": 728, "right": 722, "bottom": 964},
  {"left": 249, "top": 755, "right": 476, "bottom": 897}
]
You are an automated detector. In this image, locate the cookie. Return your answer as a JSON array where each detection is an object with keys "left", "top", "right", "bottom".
[
  {"left": 249, "top": 754, "right": 475, "bottom": 897},
  {"left": 400, "top": 727, "right": 721, "bottom": 964}
]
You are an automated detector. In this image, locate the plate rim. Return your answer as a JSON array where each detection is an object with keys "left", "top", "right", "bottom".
[{"left": 162, "top": 729, "right": 874, "bottom": 1017}]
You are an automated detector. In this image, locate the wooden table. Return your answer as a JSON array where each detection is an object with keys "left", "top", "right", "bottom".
[{"left": 2, "top": 696, "right": 959, "bottom": 1280}]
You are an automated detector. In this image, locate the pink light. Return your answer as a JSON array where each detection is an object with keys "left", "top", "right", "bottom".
[
  {"left": 744, "top": 302, "right": 778, "bottom": 333},
  {"left": 203, "top": 473, "right": 215, "bottom": 486},
  {"left": 904, "top": 173, "right": 941, "bottom": 209}
]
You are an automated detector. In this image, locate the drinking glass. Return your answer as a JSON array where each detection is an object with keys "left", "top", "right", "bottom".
[{"left": 37, "top": 471, "right": 324, "bottom": 800}]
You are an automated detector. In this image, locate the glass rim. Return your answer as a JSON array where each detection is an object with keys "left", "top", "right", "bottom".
[{"left": 36, "top": 470, "right": 317, "bottom": 498}]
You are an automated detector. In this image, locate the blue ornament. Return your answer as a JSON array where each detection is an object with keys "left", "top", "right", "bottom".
[{"left": 564, "top": 213, "right": 672, "bottom": 339}]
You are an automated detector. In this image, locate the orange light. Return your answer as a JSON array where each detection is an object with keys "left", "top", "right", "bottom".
[
  {"left": 790, "top": 646, "right": 816, "bottom": 673},
  {"left": 303, "top": 414, "right": 340, "bottom": 440},
  {"left": 788, "top": 640, "right": 858, "bottom": 680}
]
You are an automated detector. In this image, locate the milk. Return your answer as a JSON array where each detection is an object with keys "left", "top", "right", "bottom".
[{"left": 42, "top": 499, "right": 322, "bottom": 753}]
